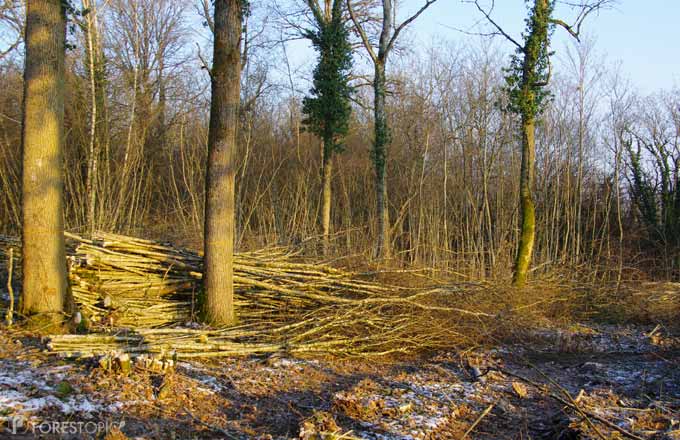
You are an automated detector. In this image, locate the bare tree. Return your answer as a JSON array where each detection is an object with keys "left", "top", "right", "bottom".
[
  {"left": 79, "top": 0, "right": 107, "bottom": 235},
  {"left": 102, "top": 0, "right": 187, "bottom": 231},
  {"left": 346, "top": 0, "right": 439, "bottom": 259},
  {"left": 0, "top": 0, "right": 24, "bottom": 60}
]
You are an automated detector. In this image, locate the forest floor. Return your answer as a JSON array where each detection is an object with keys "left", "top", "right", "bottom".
[{"left": 0, "top": 321, "right": 679, "bottom": 439}]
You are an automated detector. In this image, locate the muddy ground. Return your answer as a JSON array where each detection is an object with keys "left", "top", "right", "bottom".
[{"left": 0, "top": 323, "right": 678, "bottom": 439}]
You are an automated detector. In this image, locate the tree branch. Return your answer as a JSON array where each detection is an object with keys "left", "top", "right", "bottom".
[
  {"left": 551, "top": 0, "right": 615, "bottom": 41},
  {"left": 346, "top": 0, "right": 378, "bottom": 63},
  {"left": 306, "top": 0, "right": 325, "bottom": 26},
  {"left": 0, "top": 37, "right": 21, "bottom": 60},
  {"left": 385, "top": 0, "right": 439, "bottom": 56},
  {"left": 196, "top": 42, "right": 213, "bottom": 80},
  {"left": 470, "top": 0, "right": 522, "bottom": 49},
  {"left": 533, "top": 56, "right": 552, "bottom": 87}
]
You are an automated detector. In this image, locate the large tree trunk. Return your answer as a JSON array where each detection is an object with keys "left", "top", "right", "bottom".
[
  {"left": 202, "top": 0, "right": 242, "bottom": 326},
  {"left": 20, "top": 0, "right": 69, "bottom": 326},
  {"left": 513, "top": 114, "right": 537, "bottom": 286},
  {"left": 321, "top": 140, "right": 333, "bottom": 254},
  {"left": 373, "top": 61, "right": 390, "bottom": 259}
]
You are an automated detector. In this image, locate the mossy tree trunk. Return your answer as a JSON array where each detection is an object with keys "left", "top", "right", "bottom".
[
  {"left": 20, "top": 0, "right": 69, "bottom": 327},
  {"left": 510, "top": 0, "right": 551, "bottom": 287},
  {"left": 202, "top": 0, "right": 242, "bottom": 326},
  {"left": 475, "top": 0, "right": 609, "bottom": 285},
  {"left": 513, "top": 113, "right": 537, "bottom": 286}
]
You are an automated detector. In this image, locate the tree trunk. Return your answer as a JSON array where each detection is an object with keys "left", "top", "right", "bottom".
[
  {"left": 20, "top": 0, "right": 69, "bottom": 327},
  {"left": 321, "top": 139, "right": 333, "bottom": 254},
  {"left": 513, "top": 114, "right": 536, "bottom": 286},
  {"left": 83, "top": 0, "right": 99, "bottom": 236},
  {"left": 510, "top": 0, "right": 550, "bottom": 286},
  {"left": 202, "top": 0, "right": 242, "bottom": 326},
  {"left": 374, "top": 61, "right": 390, "bottom": 259}
]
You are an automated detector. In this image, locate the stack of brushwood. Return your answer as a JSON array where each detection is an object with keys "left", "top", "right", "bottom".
[{"left": 2, "top": 232, "right": 494, "bottom": 358}]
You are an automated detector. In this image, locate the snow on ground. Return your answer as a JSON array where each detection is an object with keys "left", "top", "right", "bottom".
[
  {"left": 0, "top": 358, "right": 130, "bottom": 420},
  {"left": 0, "top": 323, "right": 678, "bottom": 439}
]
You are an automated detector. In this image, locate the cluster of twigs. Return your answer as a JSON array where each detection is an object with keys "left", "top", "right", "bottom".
[{"left": 2, "top": 232, "right": 494, "bottom": 358}]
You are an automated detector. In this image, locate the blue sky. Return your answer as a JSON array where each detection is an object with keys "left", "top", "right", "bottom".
[
  {"left": 282, "top": 1, "right": 678, "bottom": 95},
  {"left": 408, "top": 0, "right": 679, "bottom": 93}
]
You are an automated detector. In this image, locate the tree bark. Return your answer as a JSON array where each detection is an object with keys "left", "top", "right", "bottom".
[
  {"left": 321, "top": 140, "right": 333, "bottom": 254},
  {"left": 374, "top": 61, "right": 391, "bottom": 258},
  {"left": 511, "top": 0, "right": 550, "bottom": 286},
  {"left": 203, "top": 0, "right": 242, "bottom": 326},
  {"left": 20, "top": 0, "right": 69, "bottom": 326},
  {"left": 83, "top": 0, "right": 100, "bottom": 236},
  {"left": 513, "top": 114, "right": 536, "bottom": 286}
]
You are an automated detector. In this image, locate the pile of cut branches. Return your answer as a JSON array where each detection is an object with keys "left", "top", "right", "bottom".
[
  {"left": 3, "top": 232, "right": 495, "bottom": 358},
  {"left": 66, "top": 232, "right": 404, "bottom": 328}
]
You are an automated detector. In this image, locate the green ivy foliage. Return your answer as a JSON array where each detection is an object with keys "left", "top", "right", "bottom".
[
  {"left": 627, "top": 139, "right": 680, "bottom": 247},
  {"left": 504, "top": 0, "right": 555, "bottom": 119},
  {"left": 302, "top": 2, "right": 353, "bottom": 155}
]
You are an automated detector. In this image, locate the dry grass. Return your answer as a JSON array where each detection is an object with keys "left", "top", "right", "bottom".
[{"left": 590, "top": 281, "right": 680, "bottom": 328}]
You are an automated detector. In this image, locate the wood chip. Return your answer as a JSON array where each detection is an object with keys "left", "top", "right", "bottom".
[{"left": 512, "top": 381, "right": 528, "bottom": 398}]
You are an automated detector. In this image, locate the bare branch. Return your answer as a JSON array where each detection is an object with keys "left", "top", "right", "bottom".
[
  {"left": 196, "top": 0, "right": 214, "bottom": 34},
  {"left": 196, "top": 42, "right": 213, "bottom": 80},
  {"left": 469, "top": 0, "right": 522, "bottom": 50},
  {"left": 551, "top": 0, "right": 615, "bottom": 41},
  {"left": 0, "top": 37, "right": 20, "bottom": 60},
  {"left": 346, "top": 0, "right": 378, "bottom": 63},
  {"left": 385, "top": 0, "right": 439, "bottom": 56}
]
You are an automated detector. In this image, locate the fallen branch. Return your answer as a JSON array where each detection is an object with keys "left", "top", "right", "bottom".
[{"left": 462, "top": 404, "right": 494, "bottom": 439}]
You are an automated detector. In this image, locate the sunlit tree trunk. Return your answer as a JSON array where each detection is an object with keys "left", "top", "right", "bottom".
[
  {"left": 513, "top": 113, "right": 537, "bottom": 286},
  {"left": 20, "top": 0, "right": 69, "bottom": 327},
  {"left": 202, "top": 0, "right": 242, "bottom": 326},
  {"left": 83, "top": 0, "right": 101, "bottom": 236},
  {"left": 321, "top": 141, "right": 333, "bottom": 253},
  {"left": 511, "top": 0, "right": 549, "bottom": 287}
]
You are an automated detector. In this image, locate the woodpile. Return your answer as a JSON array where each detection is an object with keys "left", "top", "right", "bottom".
[{"left": 2, "top": 232, "right": 493, "bottom": 358}]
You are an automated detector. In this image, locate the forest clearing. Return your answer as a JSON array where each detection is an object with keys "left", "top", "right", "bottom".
[
  {"left": 1, "top": 0, "right": 680, "bottom": 438},
  {"left": 1, "top": 232, "right": 679, "bottom": 438}
]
